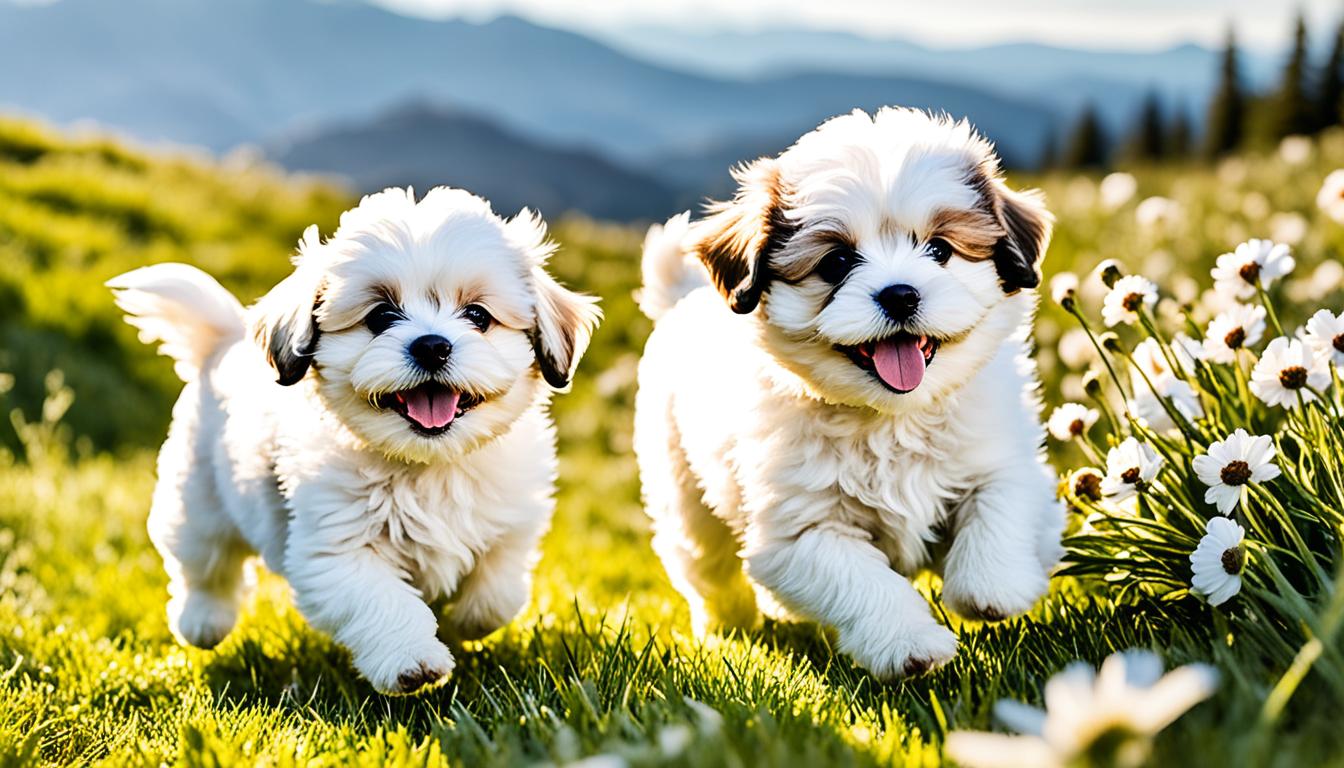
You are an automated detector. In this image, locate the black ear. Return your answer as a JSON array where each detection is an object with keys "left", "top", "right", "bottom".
[
  {"left": 530, "top": 266, "right": 602, "bottom": 389},
  {"left": 989, "top": 182, "right": 1053, "bottom": 294},
  {"left": 506, "top": 208, "right": 603, "bottom": 390},
  {"left": 250, "top": 227, "right": 323, "bottom": 386},
  {"left": 693, "top": 157, "right": 792, "bottom": 314}
]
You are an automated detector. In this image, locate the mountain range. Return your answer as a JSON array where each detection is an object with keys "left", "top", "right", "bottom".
[
  {"left": 270, "top": 103, "right": 681, "bottom": 221},
  {"left": 0, "top": 0, "right": 1256, "bottom": 220},
  {"left": 597, "top": 25, "right": 1281, "bottom": 129}
]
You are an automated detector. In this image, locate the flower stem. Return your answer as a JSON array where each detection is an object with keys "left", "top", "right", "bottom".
[
  {"left": 1255, "top": 284, "right": 1286, "bottom": 338},
  {"left": 1067, "top": 302, "right": 1131, "bottom": 400}
]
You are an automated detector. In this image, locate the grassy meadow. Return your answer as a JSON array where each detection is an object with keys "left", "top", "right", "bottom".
[{"left": 2, "top": 115, "right": 1344, "bottom": 766}]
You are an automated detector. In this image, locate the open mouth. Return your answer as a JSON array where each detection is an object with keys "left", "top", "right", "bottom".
[
  {"left": 377, "top": 382, "right": 483, "bottom": 436},
  {"left": 837, "top": 333, "right": 940, "bottom": 394}
]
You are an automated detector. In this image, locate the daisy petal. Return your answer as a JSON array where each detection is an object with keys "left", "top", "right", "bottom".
[
  {"left": 1131, "top": 665, "right": 1219, "bottom": 733},
  {"left": 994, "top": 700, "right": 1048, "bottom": 737},
  {"left": 944, "top": 732, "right": 1062, "bottom": 768}
]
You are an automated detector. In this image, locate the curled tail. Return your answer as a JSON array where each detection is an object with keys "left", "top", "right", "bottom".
[
  {"left": 637, "top": 211, "right": 706, "bottom": 321},
  {"left": 107, "top": 263, "right": 246, "bottom": 382}
]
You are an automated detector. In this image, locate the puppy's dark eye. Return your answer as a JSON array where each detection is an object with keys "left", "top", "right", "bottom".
[
  {"left": 925, "top": 237, "right": 953, "bottom": 265},
  {"left": 462, "top": 304, "right": 493, "bottom": 332},
  {"left": 816, "top": 245, "right": 861, "bottom": 284},
  {"left": 364, "top": 302, "right": 403, "bottom": 335}
]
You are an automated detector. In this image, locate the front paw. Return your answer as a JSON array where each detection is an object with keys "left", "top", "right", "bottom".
[
  {"left": 839, "top": 618, "right": 958, "bottom": 680},
  {"left": 168, "top": 591, "right": 238, "bottom": 650},
  {"left": 941, "top": 560, "right": 1048, "bottom": 622},
  {"left": 357, "top": 638, "right": 455, "bottom": 695}
]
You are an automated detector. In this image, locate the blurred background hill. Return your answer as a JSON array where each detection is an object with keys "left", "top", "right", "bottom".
[
  {"left": 0, "top": 0, "right": 1327, "bottom": 220},
  {"left": 2, "top": 0, "right": 1344, "bottom": 453}
]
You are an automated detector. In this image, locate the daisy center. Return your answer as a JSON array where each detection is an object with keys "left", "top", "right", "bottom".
[
  {"left": 1278, "top": 366, "right": 1308, "bottom": 390},
  {"left": 1120, "top": 467, "right": 1141, "bottom": 484},
  {"left": 1121, "top": 292, "right": 1144, "bottom": 312},
  {"left": 1224, "top": 327, "right": 1246, "bottom": 349},
  {"left": 1334, "top": 333, "right": 1344, "bottom": 354},
  {"left": 1221, "top": 546, "right": 1244, "bottom": 575},
  {"left": 1075, "top": 472, "right": 1102, "bottom": 500},
  {"left": 1238, "top": 262, "right": 1261, "bottom": 284},
  {"left": 1069, "top": 418, "right": 1086, "bottom": 436},
  {"left": 1220, "top": 460, "right": 1252, "bottom": 486}
]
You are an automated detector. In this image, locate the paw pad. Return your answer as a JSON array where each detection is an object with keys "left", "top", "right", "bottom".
[
  {"left": 396, "top": 662, "right": 447, "bottom": 693},
  {"left": 902, "top": 656, "right": 937, "bottom": 677}
]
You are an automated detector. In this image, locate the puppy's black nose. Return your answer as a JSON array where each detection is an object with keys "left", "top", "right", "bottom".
[
  {"left": 876, "top": 284, "right": 921, "bottom": 322},
  {"left": 409, "top": 334, "right": 452, "bottom": 372}
]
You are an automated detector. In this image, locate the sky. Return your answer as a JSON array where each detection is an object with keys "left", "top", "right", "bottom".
[{"left": 370, "top": 0, "right": 1338, "bottom": 52}]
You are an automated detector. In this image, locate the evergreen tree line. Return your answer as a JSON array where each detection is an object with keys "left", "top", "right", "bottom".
[{"left": 1053, "top": 13, "right": 1344, "bottom": 170}]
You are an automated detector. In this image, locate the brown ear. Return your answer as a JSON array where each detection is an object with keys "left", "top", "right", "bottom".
[
  {"left": 531, "top": 266, "right": 602, "bottom": 389},
  {"left": 693, "top": 157, "right": 791, "bottom": 314},
  {"left": 250, "top": 226, "right": 324, "bottom": 386},
  {"left": 505, "top": 209, "right": 603, "bottom": 389},
  {"left": 989, "top": 181, "right": 1053, "bottom": 294}
]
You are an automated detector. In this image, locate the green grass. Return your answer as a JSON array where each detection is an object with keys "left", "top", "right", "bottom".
[
  {"left": 2, "top": 116, "right": 1344, "bottom": 766},
  {"left": 0, "top": 434, "right": 1255, "bottom": 767}
]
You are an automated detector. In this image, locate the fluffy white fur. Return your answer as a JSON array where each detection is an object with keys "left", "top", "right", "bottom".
[
  {"left": 635, "top": 108, "right": 1064, "bottom": 678},
  {"left": 109, "top": 187, "right": 600, "bottom": 694}
]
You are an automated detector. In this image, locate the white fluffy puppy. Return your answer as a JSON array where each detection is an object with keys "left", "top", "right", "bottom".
[
  {"left": 108, "top": 187, "right": 600, "bottom": 693},
  {"left": 635, "top": 108, "right": 1063, "bottom": 678}
]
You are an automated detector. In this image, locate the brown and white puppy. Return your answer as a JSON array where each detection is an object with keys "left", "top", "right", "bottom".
[
  {"left": 110, "top": 187, "right": 600, "bottom": 693},
  {"left": 634, "top": 108, "right": 1062, "bottom": 678}
]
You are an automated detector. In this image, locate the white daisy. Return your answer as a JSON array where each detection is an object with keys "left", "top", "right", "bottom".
[
  {"left": 1128, "top": 338, "right": 1204, "bottom": 431},
  {"left": 1130, "top": 379, "right": 1203, "bottom": 433},
  {"left": 1269, "top": 212, "right": 1308, "bottom": 246},
  {"left": 1308, "top": 261, "right": 1344, "bottom": 301},
  {"left": 1174, "top": 333, "right": 1204, "bottom": 364},
  {"left": 1202, "top": 304, "right": 1266, "bottom": 363},
  {"left": 1069, "top": 468, "right": 1104, "bottom": 502},
  {"left": 1099, "top": 172, "right": 1138, "bottom": 211},
  {"left": 1057, "top": 328, "right": 1097, "bottom": 369},
  {"left": 1316, "top": 169, "right": 1344, "bottom": 225},
  {"left": 1191, "top": 429, "right": 1281, "bottom": 515},
  {"left": 1048, "top": 403, "right": 1099, "bottom": 442},
  {"left": 945, "top": 651, "right": 1218, "bottom": 768},
  {"left": 1095, "top": 259, "right": 1124, "bottom": 288},
  {"left": 1250, "top": 337, "right": 1330, "bottom": 408},
  {"left": 1210, "top": 239, "right": 1295, "bottom": 299},
  {"left": 1304, "top": 308, "right": 1344, "bottom": 370},
  {"left": 1241, "top": 192, "right": 1270, "bottom": 221},
  {"left": 1135, "top": 196, "right": 1183, "bottom": 231},
  {"left": 1102, "top": 275, "right": 1158, "bottom": 327},
  {"left": 1288, "top": 260, "right": 1344, "bottom": 304},
  {"left": 1279, "top": 135, "right": 1312, "bottom": 165},
  {"left": 1101, "top": 438, "right": 1164, "bottom": 502},
  {"left": 1049, "top": 272, "right": 1079, "bottom": 308},
  {"left": 1190, "top": 517, "right": 1246, "bottom": 606}
]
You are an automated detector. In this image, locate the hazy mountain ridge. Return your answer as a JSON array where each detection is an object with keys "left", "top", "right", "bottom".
[
  {"left": 597, "top": 26, "right": 1281, "bottom": 132},
  {"left": 0, "top": 0, "right": 1057, "bottom": 160},
  {"left": 270, "top": 102, "right": 683, "bottom": 221},
  {"left": 0, "top": 0, "right": 1253, "bottom": 219}
]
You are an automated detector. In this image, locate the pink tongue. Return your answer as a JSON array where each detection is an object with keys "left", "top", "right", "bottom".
[
  {"left": 403, "top": 388, "right": 460, "bottom": 429},
  {"left": 872, "top": 337, "right": 926, "bottom": 392}
]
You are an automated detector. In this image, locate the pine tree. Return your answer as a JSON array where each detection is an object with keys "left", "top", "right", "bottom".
[
  {"left": 1064, "top": 105, "right": 1108, "bottom": 169},
  {"left": 1269, "top": 14, "right": 1315, "bottom": 140},
  {"left": 1038, "top": 127, "right": 1058, "bottom": 170},
  {"left": 1167, "top": 106, "right": 1192, "bottom": 160},
  {"left": 1124, "top": 91, "right": 1166, "bottom": 162},
  {"left": 1204, "top": 29, "right": 1245, "bottom": 158},
  {"left": 1320, "top": 20, "right": 1344, "bottom": 130}
]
